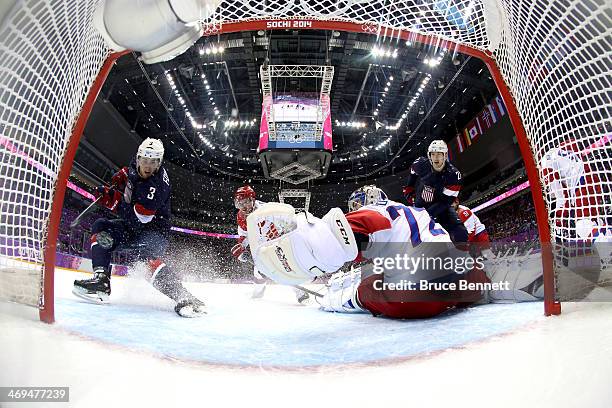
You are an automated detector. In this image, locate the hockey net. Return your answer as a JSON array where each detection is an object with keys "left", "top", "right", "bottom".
[{"left": 0, "top": 0, "right": 609, "bottom": 322}]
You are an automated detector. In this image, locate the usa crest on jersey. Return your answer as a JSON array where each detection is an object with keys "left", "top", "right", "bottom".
[{"left": 421, "top": 185, "right": 435, "bottom": 202}]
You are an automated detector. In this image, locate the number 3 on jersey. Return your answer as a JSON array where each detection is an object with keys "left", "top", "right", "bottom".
[{"left": 147, "top": 187, "right": 156, "bottom": 199}]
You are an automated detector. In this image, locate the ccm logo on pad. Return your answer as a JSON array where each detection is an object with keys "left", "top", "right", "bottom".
[{"left": 335, "top": 220, "right": 351, "bottom": 245}]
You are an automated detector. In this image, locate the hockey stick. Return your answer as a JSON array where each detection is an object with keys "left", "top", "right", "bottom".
[
  {"left": 70, "top": 183, "right": 118, "bottom": 229},
  {"left": 294, "top": 284, "right": 324, "bottom": 298},
  {"left": 244, "top": 258, "right": 323, "bottom": 298},
  {"left": 70, "top": 196, "right": 103, "bottom": 229}
]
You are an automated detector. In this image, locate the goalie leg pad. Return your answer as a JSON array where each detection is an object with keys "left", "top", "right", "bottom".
[
  {"left": 248, "top": 203, "right": 358, "bottom": 286},
  {"left": 484, "top": 254, "right": 544, "bottom": 302},
  {"left": 321, "top": 208, "right": 358, "bottom": 261}
]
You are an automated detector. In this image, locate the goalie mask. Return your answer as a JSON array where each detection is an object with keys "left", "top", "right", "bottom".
[
  {"left": 137, "top": 138, "right": 164, "bottom": 177},
  {"left": 348, "top": 185, "right": 388, "bottom": 212},
  {"left": 427, "top": 140, "right": 448, "bottom": 172}
]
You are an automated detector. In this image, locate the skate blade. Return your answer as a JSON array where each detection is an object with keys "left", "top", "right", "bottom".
[
  {"left": 296, "top": 294, "right": 311, "bottom": 304},
  {"left": 250, "top": 283, "right": 267, "bottom": 299},
  {"left": 72, "top": 286, "right": 110, "bottom": 304},
  {"left": 250, "top": 289, "right": 266, "bottom": 299},
  {"left": 176, "top": 305, "right": 207, "bottom": 318}
]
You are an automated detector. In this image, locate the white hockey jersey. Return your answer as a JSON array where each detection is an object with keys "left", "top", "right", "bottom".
[
  {"left": 456, "top": 205, "right": 486, "bottom": 239},
  {"left": 346, "top": 199, "right": 451, "bottom": 261},
  {"left": 541, "top": 146, "right": 585, "bottom": 210}
]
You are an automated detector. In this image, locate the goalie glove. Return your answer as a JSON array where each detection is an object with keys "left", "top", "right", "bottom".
[{"left": 318, "top": 267, "right": 366, "bottom": 313}]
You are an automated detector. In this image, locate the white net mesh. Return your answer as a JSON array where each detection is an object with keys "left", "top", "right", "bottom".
[
  {"left": 206, "top": 0, "right": 489, "bottom": 47},
  {"left": 491, "top": 0, "right": 611, "bottom": 299},
  {"left": 0, "top": 0, "right": 109, "bottom": 308},
  {"left": 0, "top": 0, "right": 609, "bottom": 315}
]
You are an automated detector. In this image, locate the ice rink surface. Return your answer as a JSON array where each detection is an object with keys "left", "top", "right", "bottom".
[{"left": 2, "top": 267, "right": 612, "bottom": 407}]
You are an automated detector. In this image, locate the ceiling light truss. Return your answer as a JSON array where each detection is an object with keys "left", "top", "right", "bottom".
[
  {"left": 269, "top": 162, "right": 321, "bottom": 185},
  {"left": 278, "top": 189, "right": 312, "bottom": 212}
]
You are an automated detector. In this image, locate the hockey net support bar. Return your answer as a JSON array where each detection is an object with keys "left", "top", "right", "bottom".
[
  {"left": 39, "top": 53, "right": 125, "bottom": 323},
  {"left": 1, "top": 0, "right": 610, "bottom": 322}
]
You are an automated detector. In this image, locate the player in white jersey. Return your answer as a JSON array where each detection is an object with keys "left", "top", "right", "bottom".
[
  {"left": 231, "top": 185, "right": 309, "bottom": 303},
  {"left": 542, "top": 138, "right": 612, "bottom": 275},
  {"left": 541, "top": 140, "right": 607, "bottom": 241},
  {"left": 451, "top": 198, "right": 495, "bottom": 259},
  {"left": 344, "top": 185, "right": 455, "bottom": 283},
  {"left": 247, "top": 185, "right": 545, "bottom": 319}
]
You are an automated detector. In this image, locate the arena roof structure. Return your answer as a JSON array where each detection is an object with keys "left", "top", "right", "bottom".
[{"left": 98, "top": 29, "right": 498, "bottom": 183}]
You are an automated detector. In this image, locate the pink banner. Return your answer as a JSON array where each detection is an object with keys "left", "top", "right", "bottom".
[
  {"left": 472, "top": 181, "right": 530, "bottom": 213},
  {"left": 170, "top": 226, "right": 238, "bottom": 239},
  {"left": 321, "top": 94, "right": 333, "bottom": 151},
  {"left": 258, "top": 96, "right": 272, "bottom": 151}
]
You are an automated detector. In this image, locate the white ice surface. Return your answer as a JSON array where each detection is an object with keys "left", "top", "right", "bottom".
[{"left": 1, "top": 267, "right": 611, "bottom": 407}]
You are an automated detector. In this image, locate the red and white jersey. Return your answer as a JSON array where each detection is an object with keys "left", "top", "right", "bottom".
[
  {"left": 457, "top": 205, "right": 486, "bottom": 240},
  {"left": 237, "top": 200, "right": 264, "bottom": 246},
  {"left": 346, "top": 199, "right": 451, "bottom": 260},
  {"left": 541, "top": 141, "right": 602, "bottom": 221}
]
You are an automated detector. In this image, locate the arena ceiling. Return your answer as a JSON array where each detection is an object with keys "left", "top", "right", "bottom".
[{"left": 98, "top": 29, "right": 499, "bottom": 184}]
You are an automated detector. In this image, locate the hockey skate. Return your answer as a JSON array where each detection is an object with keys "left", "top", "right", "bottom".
[
  {"left": 175, "top": 298, "right": 207, "bottom": 318},
  {"left": 72, "top": 269, "right": 111, "bottom": 303},
  {"left": 251, "top": 282, "right": 267, "bottom": 299}
]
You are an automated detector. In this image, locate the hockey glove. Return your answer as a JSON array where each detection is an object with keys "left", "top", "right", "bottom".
[
  {"left": 402, "top": 186, "right": 415, "bottom": 206},
  {"left": 231, "top": 243, "right": 250, "bottom": 262},
  {"left": 111, "top": 167, "right": 129, "bottom": 190},
  {"left": 96, "top": 186, "right": 122, "bottom": 212},
  {"left": 231, "top": 236, "right": 249, "bottom": 262}
]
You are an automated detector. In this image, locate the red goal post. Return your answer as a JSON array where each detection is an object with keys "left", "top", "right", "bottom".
[{"left": 1, "top": 0, "right": 609, "bottom": 322}]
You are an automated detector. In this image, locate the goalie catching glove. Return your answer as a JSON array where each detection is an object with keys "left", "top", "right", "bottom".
[{"left": 246, "top": 203, "right": 358, "bottom": 286}]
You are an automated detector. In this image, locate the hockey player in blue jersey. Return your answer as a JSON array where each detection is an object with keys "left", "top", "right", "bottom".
[
  {"left": 73, "top": 138, "right": 206, "bottom": 317},
  {"left": 402, "top": 140, "right": 469, "bottom": 247}
]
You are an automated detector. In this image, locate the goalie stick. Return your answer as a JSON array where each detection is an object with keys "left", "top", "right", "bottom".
[
  {"left": 245, "top": 258, "right": 323, "bottom": 298},
  {"left": 293, "top": 284, "right": 324, "bottom": 298}
]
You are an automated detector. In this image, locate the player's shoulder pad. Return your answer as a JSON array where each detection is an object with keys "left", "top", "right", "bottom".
[
  {"left": 346, "top": 208, "right": 392, "bottom": 235},
  {"left": 444, "top": 162, "right": 462, "bottom": 183},
  {"left": 148, "top": 167, "right": 171, "bottom": 193},
  {"left": 411, "top": 156, "right": 429, "bottom": 174}
]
